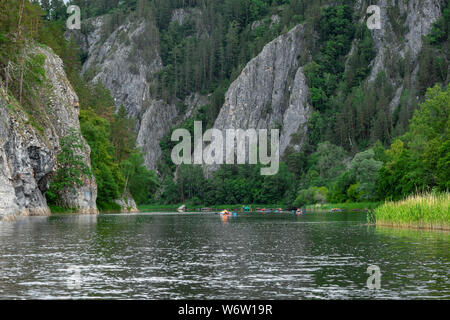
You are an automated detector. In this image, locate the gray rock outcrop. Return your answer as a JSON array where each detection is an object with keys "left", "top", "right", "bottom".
[
  {"left": 137, "top": 99, "right": 178, "bottom": 171},
  {"left": 209, "top": 24, "right": 311, "bottom": 159},
  {"left": 137, "top": 93, "right": 210, "bottom": 171},
  {"left": 356, "top": 0, "right": 444, "bottom": 107},
  {"left": 0, "top": 45, "right": 98, "bottom": 219},
  {"left": 80, "top": 16, "right": 162, "bottom": 118},
  {"left": 114, "top": 191, "right": 139, "bottom": 213},
  {"left": 71, "top": 14, "right": 212, "bottom": 172},
  {"left": 73, "top": 1, "right": 445, "bottom": 175}
]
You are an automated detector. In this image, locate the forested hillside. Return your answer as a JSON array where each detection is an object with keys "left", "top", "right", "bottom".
[
  {"left": 1, "top": 0, "right": 449, "bottom": 213},
  {"left": 0, "top": 0, "right": 158, "bottom": 213}
]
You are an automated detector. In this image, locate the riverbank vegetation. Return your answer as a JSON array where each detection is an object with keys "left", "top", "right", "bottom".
[{"left": 374, "top": 193, "right": 450, "bottom": 230}]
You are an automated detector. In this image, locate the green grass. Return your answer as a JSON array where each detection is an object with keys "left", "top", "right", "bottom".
[
  {"left": 374, "top": 193, "right": 450, "bottom": 230},
  {"left": 306, "top": 202, "right": 381, "bottom": 211}
]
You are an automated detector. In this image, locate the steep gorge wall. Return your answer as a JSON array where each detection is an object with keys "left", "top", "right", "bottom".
[
  {"left": 0, "top": 46, "right": 98, "bottom": 219},
  {"left": 357, "top": 0, "right": 444, "bottom": 107},
  {"left": 210, "top": 24, "right": 311, "bottom": 158},
  {"left": 210, "top": 0, "right": 444, "bottom": 161},
  {"left": 80, "top": 16, "right": 162, "bottom": 118},
  {"left": 74, "top": 13, "right": 210, "bottom": 172},
  {"left": 75, "top": 0, "right": 445, "bottom": 174},
  {"left": 137, "top": 93, "right": 209, "bottom": 171}
]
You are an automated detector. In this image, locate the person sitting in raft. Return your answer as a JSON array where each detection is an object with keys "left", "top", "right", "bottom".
[{"left": 296, "top": 208, "right": 303, "bottom": 215}]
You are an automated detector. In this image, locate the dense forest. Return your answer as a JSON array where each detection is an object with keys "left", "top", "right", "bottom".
[
  {"left": 151, "top": 0, "right": 450, "bottom": 206},
  {"left": 1, "top": 0, "right": 449, "bottom": 211}
]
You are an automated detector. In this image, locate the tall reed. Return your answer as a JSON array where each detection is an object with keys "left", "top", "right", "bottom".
[{"left": 374, "top": 193, "right": 450, "bottom": 230}]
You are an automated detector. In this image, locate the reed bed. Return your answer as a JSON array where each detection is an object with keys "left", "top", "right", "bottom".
[{"left": 374, "top": 193, "right": 450, "bottom": 230}]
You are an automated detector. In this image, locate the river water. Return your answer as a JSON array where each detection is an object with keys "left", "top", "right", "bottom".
[{"left": 0, "top": 212, "right": 448, "bottom": 299}]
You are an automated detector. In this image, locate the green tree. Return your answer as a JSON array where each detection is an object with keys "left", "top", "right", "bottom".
[
  {"left": 293, "top": 186, "right": 328, "bottom": 208},
  {"left": 79, "top": 109, "right": 124, "bottom": 210},
  {"left": 121, "top": 152, "right": 159, "bottom": 204},
  {"left": 378, "top": 84, "right": 450, "bottom": 200},
  {"left": 111, "top": 105, "right": 136, "bottom": 163},
  {"left": 47, "top": 129, "right": 92, "bottom": 207},
  {"left": 348, "top": 149, "right": 383, "bottom": 201}
]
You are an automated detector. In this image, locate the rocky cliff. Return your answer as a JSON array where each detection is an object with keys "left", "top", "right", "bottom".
[
  {"left": 210, "top": 24, "right": 311, "bottom": 157},
  {"left": 77, "top": 16, "right": 311, "bottom": 171},
  {"left": 72, "top": 14, "right": 210, "bottom": 172},
  {"left": 79, "top": 16, "right": 162, "bottom": 118},
  {"left": 357, "top": 0, "right": 444, "bottom": 108},
  {"left": 137, "top": 93, "right": 209, "bottom": 171},
  {"left": 74, "top": 0, "right": 445, "bottom": 173},
  {"left": 0, "top": 45, "right": 98, "bottom": 219},
  {"left": 209, "top": 0, "right": 444, "bottom": 161}
]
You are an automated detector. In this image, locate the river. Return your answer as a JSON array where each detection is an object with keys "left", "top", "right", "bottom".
[{"left": 0, "top": 212, "right": 448, "bottom": 299}]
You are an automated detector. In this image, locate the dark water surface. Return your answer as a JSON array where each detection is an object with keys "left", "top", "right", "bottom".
[{"left": 0, "top": 212, "right": 448, "bottom": 299}]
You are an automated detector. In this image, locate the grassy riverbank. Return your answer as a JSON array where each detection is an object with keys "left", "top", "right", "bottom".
[
  {"left": 374, "top": 193, "right": 450, "bottom": 230},
  {"left": 306, "top": 202, "right": 381, "bottom": 211}
]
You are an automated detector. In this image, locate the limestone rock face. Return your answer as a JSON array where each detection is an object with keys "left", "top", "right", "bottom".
[
  {"left": 80, "top": 16, "right": 162, "bottom": 118},
  {"left": 74, "top": 1, "right": 445, "bottom": 174},
  {"left": 0, "top": 46, "right": 98, "bottom": 219},
  {"left": 70, "top": 14, "right": 211, "bottom": 172},
  {"left": 137, "top": 93, "right": 210, "bottom": 171},
  {"left": 72, "top": 15, "right": 309, "bottom": 174},
  {"left": 210, "top": 24, "right": 311, "bottom": 158},
  {"left": 356, "top": 0, "right": 444, "bottom": 107},
  {"left": 137, "top": 100, "right": 178, "bottom": 171},
  {"left": 0, "top": 103, "right": 52, "bottom": 217},
  {"left": 362, "top": 0, "right": 443, "bottom": 79}
]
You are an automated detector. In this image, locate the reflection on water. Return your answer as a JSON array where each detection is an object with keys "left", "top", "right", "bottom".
[{"left": 0, "top": 212, "right": 448, "bottom": 299}]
